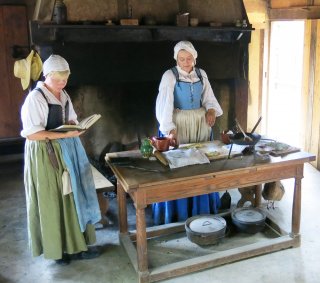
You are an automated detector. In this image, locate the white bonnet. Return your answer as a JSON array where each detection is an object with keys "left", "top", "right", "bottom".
[
  {"left": 173, "top": 41, "right": 198, "bottom": 62},
  {"left": 43, "top": 54, "right": 70, "bottom": 76}
]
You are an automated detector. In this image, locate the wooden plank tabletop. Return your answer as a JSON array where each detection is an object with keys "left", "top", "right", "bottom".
[{"left": 105, "top": 150, "right": 315, "bottom": 191}]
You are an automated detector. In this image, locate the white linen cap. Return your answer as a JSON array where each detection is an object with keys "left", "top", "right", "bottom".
[
  {"left": 173, "top": 41, "right": 198, "bottom": 63},
  {"left": 43, "top": 54, "right": 70, "bottom": 76}
]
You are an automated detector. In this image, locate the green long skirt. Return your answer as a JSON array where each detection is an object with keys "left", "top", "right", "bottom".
[{"left": 24, "top": 139, "right": 96, "bottom": 260}]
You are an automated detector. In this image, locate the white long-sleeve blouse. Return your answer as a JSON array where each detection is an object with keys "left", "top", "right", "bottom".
[
  {"left": 156, "top": 65, "right": 223, "bottom": 135},
  {"left": 20, "top": 81, "right": 78, "bottom": 138}
]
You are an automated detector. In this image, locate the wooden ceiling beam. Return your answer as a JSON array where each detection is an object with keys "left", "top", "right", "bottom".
[{"left": 269, "top": 5, "right": 320, "bottom": 20}]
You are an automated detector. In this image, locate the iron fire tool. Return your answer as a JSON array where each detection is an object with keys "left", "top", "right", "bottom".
[
  {"left": 108, "top": 157, "right": 168, "bottom": 173},
  {"left": 45, "top": 138, "right": 59, "bottom": 170},
  {"left": 251, "top": 116, "right": 262, "bottom": 134}
]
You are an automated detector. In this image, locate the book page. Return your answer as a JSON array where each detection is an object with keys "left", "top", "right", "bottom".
[
  {"left": 49, "top": 114, "right": 101, "bottom": 132},
  {"left": 49, "top": 125, "right": 83, "bottom": 132},
  {"left": 78, "top": 114, "right": 101, "bottom": 129}
]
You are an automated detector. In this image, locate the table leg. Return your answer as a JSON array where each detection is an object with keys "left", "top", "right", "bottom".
[
  {"left": 117, "top": 182, "right": 128, "bottom": 233},
  {"left": 292, "top": 176, "right": 302, "bottom": 237},
  {"left": 97, "top": 191, "right": 109, "bottom": 226},
  {"left": 136, "top": 207, "right": 149, "bottom": 283},
  {"left": 254, "top": 184, "right": 262, "bottom": 207}
]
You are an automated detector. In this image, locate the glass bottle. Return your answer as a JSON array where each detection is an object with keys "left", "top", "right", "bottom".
[
  {"left": 52, "top": 0, "right": 67, "bottom": 25},
  {"left": 140, "top": 138, "right": 153, "bottom": 158}
]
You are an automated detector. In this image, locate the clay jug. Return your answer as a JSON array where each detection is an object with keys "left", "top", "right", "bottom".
[{"left": 151, "top": 137, "right": 171, "bottom": 152}]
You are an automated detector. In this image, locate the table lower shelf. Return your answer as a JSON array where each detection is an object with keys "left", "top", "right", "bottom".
[{"left": 120, "top": 217, "right": 299, "bottom": 283}]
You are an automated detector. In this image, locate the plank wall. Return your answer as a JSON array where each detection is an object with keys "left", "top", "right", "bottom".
[{"left": 0, "top": 6, "right": 29, "bottom": 138}]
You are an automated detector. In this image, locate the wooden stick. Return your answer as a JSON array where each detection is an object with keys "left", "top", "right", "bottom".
[
  {"left": 251, "top": 116, "right": 262, "bottom": 133},
  {"left": 153, "top": 150, "right": 169, "bottom": 166}
]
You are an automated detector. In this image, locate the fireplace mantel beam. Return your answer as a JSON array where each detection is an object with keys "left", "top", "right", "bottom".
[{"left": 30, "top": 21, "right": 253, "bottom": 45}]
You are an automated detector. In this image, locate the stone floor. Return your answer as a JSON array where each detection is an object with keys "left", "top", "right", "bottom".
[{"left": 0, "top": 155, "right": 320, "bottom": 283}]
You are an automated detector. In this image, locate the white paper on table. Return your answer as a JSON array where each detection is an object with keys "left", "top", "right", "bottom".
[
  {"left": 222, "top": 144, "right": 248, "bottom": 154},
  {"left": 162, "top": 148, "right": 210, "bottom": 169}
]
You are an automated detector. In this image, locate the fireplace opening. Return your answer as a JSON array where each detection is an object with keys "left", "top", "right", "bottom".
[{"left": 35, "top": 40, "right": 247, "bottom": 173}]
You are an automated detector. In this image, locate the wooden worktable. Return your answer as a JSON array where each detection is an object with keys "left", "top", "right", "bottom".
[{"left": 105, "top": 150, "right": 315, "bottom": 283}]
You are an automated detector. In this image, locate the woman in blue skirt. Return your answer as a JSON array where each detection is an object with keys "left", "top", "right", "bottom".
[{"left": 153, "top": 41, "right": 223, "bottom": 225}]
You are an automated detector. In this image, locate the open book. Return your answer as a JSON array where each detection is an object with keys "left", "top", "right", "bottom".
[{"left": 49, "top": 114, "right": 101, "bottom": 132}]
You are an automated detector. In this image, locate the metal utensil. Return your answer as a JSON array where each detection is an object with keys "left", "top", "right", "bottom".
[
  {"left": 251, "top": 116, "right": 262, "bottom": 134},
  {"left": 235, "top": 118, "right": 252, "bottom": 142}
]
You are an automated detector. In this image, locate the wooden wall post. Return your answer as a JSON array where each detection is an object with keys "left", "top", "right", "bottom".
[{"left": 0, "top": 5, "right": 29, "bottom": 138}]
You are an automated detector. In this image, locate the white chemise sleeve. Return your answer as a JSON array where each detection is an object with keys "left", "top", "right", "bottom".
[
  {"left": 20, "top": 88, "right": 78, "bottom": 138},
  {"left": 20, "top": 90, "right": 49, "bottom": 138},
  {"left": 156, "top": 70, "right": 177, "bottom": 136}
]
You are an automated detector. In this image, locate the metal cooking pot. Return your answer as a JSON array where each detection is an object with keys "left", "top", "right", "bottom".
[
  {"left": 231, "top": 207, "right": 266, "bottom": 234},
  {"left": 185, "top": 214, "right": 227, "bottom": 246},
  {"left": 229, "top": 132, "right": 261, "bottom": 146},
  {"left": 227, "top": 133, "right": 261, "bottom": 158}
]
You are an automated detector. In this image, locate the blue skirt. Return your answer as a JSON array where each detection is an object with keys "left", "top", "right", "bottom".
[
  {"left": 152, "top": 193, "right": 221, "bottom": 225},
  {"left": 153, "top": 129, "right": 220, "bottom": 225}
]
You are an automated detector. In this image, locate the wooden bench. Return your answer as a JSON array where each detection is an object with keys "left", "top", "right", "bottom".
[{"left": 90, "top": 165, "right": 115, "bottom": 227}]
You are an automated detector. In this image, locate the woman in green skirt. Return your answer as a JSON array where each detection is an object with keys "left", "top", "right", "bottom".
[{"left": 20, "top": 55, "right": 101, "bottom": 265}]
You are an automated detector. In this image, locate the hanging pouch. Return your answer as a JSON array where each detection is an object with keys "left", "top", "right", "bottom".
[
  {"left": 45, "top": 138, "right": 59, "bottom": 170},
  {"left": 62, "top": 169, "right": 72, "bottom": 195}
]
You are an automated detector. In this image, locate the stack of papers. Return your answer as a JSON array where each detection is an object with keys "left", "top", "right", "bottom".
[
  {"left": 162, "top": 141, "right": 248, "bottom": 169},
  {"left": 162, "top": 148, "right": 210, "bottom": 169},
  {"left": 179, "top": 141, "right": 247, "bottom": 160}
]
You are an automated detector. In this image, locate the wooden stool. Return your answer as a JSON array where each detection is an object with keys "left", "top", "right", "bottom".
[
  {"left": 91, "top": 165, "right": 115, "bottom": 227},
  {"left": 237, "top": 184, "right": 262, "bottom": 207}
]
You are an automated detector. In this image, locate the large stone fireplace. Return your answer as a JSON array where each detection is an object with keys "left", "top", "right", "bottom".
[{"left": 30, "top": 0, "right": 252, "bottom": 162}]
